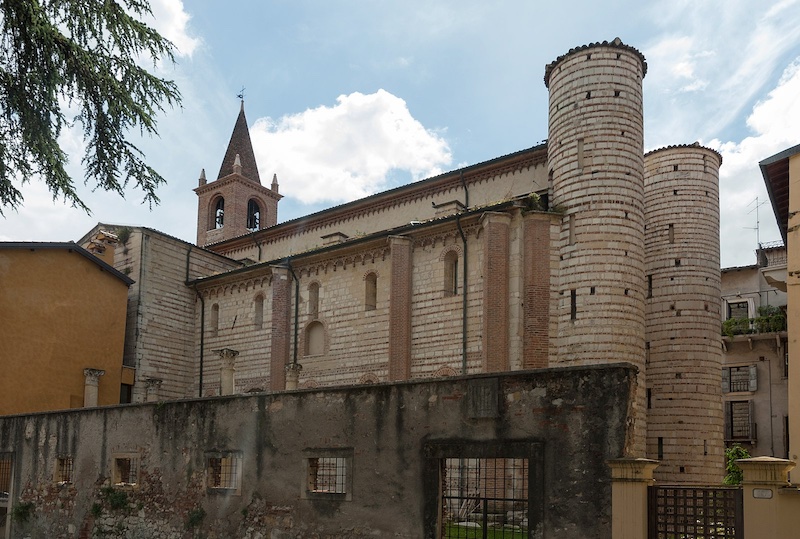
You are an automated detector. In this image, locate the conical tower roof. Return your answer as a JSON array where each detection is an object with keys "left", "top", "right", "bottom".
[{"left": 217, "top": 101, "right": 261, "bottom": 184}]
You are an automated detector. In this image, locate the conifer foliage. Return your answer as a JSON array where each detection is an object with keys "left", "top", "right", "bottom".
[{"left": 0, "top": 0, "right": 181, "bottom": 214}]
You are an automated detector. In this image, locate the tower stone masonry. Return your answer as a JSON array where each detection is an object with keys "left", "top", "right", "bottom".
[
  {"left": 644, "top": 144, "right": 724, "bottom": 483},
  {"left": 545, "top": 38, "right": 648, "bottom": 454}
]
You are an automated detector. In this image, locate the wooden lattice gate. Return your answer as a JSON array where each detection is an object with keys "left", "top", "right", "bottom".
[{"left": 648, "top": 485, "right": 743, "bottom": 539}]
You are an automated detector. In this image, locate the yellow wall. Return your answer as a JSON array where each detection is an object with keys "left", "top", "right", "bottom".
[
  {"left": 789, "top": 154, "right": 800, "bottom": 463},
  {"left": 0, "top": 247, "right": 129, "bottom": 415}
]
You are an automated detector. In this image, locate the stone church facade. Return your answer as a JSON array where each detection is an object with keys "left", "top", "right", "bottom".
[{"left": 84, "top": 38, "right": 724, "bottom": 484}]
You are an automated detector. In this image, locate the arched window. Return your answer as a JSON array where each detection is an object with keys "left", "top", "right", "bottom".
[
  {"left": 364, "top": 272, "right": 377, "bottom": 311},
  {"left": 305, "top": 321, "right": 325, "bottom": 356},
  {"left": 308, "top": 282, "right": 319, "bottom": 318},
  {"left": 443, "top": 251, "right": 458, "bottom": 296},
  {"left": 210, "top": 303, "right": 220, "bottom": 336},
  {"left": 254, "top": 294, "right": 264, "bottom": 329},
  {"left": 214, "top": 198, "right": 225, "bottom": 229},
  {"left": 247, "top": 199, "right": 261, "bottom": 230}
]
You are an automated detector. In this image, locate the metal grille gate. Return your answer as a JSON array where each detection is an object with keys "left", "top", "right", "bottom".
[
  {"left": 441, "top": 458, "right": 529, "bottom": 539},
  {"left": 648, "top": 485, "right": 743, "bottom": 539}
]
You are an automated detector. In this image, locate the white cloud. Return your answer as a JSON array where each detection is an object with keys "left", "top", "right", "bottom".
[
  {"left": 711, "top": 57, "right": 800, "bottom": 267},
  {"left": 250, "top": 90, "right": 452, "bottom": 205},
  {"left": 148, "top": 0, "right": 200, "bottom": 57},
  {"left": 642, "top": 0, "right": 800, "bottom": 147}
]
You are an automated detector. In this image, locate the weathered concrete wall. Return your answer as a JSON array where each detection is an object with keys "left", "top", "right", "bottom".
[{"left": 0, "top": 364, "right": 635, "bottom": 539}]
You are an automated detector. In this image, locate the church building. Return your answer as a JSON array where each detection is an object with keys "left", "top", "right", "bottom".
[{"left": 82, "top": 38, "right": 725, "bottom": 484}]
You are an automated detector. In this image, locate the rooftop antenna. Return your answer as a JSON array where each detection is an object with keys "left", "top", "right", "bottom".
[{"left": 745, "top": 196, "right": 769, "bottom": 248}]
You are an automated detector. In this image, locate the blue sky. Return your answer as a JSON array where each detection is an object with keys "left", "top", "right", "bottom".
[{"left": 2, "top": 0, "right": 799, "bottom": 267}]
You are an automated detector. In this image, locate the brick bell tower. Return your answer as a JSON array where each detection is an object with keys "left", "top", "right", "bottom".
[{"left": 195, "top": 101, "right": 282, "bottom": 247}]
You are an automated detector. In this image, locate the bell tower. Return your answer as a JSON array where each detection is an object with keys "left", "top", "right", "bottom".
[{"left": 195, "top": 101, "right": 282, "bottom": 247}]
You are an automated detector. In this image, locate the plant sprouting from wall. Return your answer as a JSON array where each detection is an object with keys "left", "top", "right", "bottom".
[
  {"left": 723, "top": 444, "right": 751, "bottom": 485},
  {"left": 186, "top": 506, "right": 206, "bottom": 529},
  {"left": 11, "top": 501, "right": 35, "bottom": 523}
]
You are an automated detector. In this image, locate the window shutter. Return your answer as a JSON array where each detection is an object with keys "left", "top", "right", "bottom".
[
  {"left": 721, "top": 368, "right": 730, "bottom": 393},
  {"left": 749, "top": 400, "right": 756, "bottom": 441},
  {"left": 749, "top": 365, "right": 758, "bottom": 392}
]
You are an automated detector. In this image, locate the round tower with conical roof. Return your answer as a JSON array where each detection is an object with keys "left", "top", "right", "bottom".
[
  {"left": 545, "top": 38, "right": 648, "bottom": 453},
  {"left": 644, "top": 144, "right": 724, "bottom": 483}
]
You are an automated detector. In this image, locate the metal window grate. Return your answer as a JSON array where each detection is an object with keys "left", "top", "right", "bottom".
[
  {"left": 728, "top": 367, "right": 750, "bottom": 392},
  {"left": 0, "top": 457, "right": 10, "bottom": 498},
  {"left": 114, "top": 458, "right": 138, "bottom": 485},
  {"left": 207, "top": 455, "right": 239, "bottom": 489},
  {"left": 56, "top": 457, "right": 74, "bottom": 484},
  {"left": 648, "top": 485, "right": 742, "bottom": 539},
  {"left": 442, "top": 458, "right": 529, "bottom": 538},
  {"left": 308, "top": 457, "right": 347, "bottom": 494}
]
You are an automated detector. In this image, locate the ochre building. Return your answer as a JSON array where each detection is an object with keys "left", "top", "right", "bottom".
[
  {"left": 83, "top": 39, "right": 726, "bottom": 484},
  {"left": 0, "top": 243, "right": 132, "bottom": 415}
]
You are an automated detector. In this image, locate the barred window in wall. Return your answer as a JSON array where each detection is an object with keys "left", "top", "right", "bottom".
[
  {"left": 206, "top": 452, "right": 242, "bottom": 493},
  {"left": 722, "top": 365, "right": 757, "bottom": 393},
  {"left": 55, "top": 457, "right": 74, "bottom": 484},
  {"left": 307, "top": 457, "right": 347, "bottom": 494},
  {"left": 113, "top": 456, "right": 139, "bottom": 486},
  {"left": 0, "top": 456, "right": 10, "bottom": 498},
  {"left": 725, "top": 401, "right": 755, "bottom": 441}
]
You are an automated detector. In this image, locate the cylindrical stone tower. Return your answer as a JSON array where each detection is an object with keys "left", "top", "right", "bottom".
[
  {"left": 544, "top": 38, "right": 647, "bottom": 456},
  {"left": 644, "top": 144, "right": 724, "bottom": 483},
  {"left": 545, "top": 38, "right": 648, "bottom": 455}
]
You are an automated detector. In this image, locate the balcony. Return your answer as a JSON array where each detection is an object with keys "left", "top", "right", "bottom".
[{"left": 721, "top": 306, "right": 787, "bottom": 338}]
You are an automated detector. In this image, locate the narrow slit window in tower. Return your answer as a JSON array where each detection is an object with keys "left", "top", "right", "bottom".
[
  {"left": 365, "top": 273, "right": 377, "bottom": 311},
  {"left": 570, "top": 289, "right": 576, "bottom": 320},
  {"left": 668, "top": 224, "right": 674, "bottom": 243},
  {"left": 577, "top": 138, "right": 584, "bottom": 171}
]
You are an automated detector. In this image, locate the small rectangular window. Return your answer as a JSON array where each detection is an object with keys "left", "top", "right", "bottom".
[
  {"left": 303, "top": 450, "right": 353, "bottom": 500},
  {"left": 55, "top": 457, "right": 74, "bottom": 485},
  {"left": 112, "top": 454, "right": 139, "bottom": 486},
  {"left": 206, "top": 452, "right": 242, "bottom": 494},
  {"left": 657, "top": 437, "right": 663, "bottom": 460}
]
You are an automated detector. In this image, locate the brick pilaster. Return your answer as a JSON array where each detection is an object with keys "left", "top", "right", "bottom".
[
  {"left": 522, "top": 213, "right": 551, "bottom": 369},
  {"left": 481, "top": 212, "right": 511, "bottom": 372},
  {"left": 270, "top": 265, "right": 291, "bottom": 390},
  {"left": 388, "top": 236, "right": 412, "bottom": 381}
]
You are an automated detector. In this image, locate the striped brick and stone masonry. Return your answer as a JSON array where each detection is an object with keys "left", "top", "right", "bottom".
[
  {"left": 388, "top": 236, "right": 412, "bottom": 381},
  {"left": 522, "top": 212, "right": 557, "bottom": 369},
  {"left": 482, "top": 212, "right": 511, "bottom": 372},
  {"left": 270, "top": 265, "right": 291, "bottom": 390},
  {"left": 644, "top": 144, "right": 724, "bottom": 483},
  {"left": 545, "top": 38, "right": 648, "bottom": 455}
]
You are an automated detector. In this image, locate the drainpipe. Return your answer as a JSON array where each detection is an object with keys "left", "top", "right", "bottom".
[
  {"left": 458, "top": 171, "right": 469, "bottom": 375},
  {"left": 193, "top": 284, "right": 206, "bottom": 398},
  {"left": 285, "top": 258, "right": 300, "bottom": 366}
]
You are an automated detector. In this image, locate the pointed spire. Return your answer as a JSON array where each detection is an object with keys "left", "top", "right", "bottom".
[
  {"left": 217, "top": 102, "right": 261, "bottom": 184},
  {"left": 199, "top": 168, "right": 206, "bottom": 186},
  {"left": 271, "top": 173, "right": 279, "bottom": 193}
]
